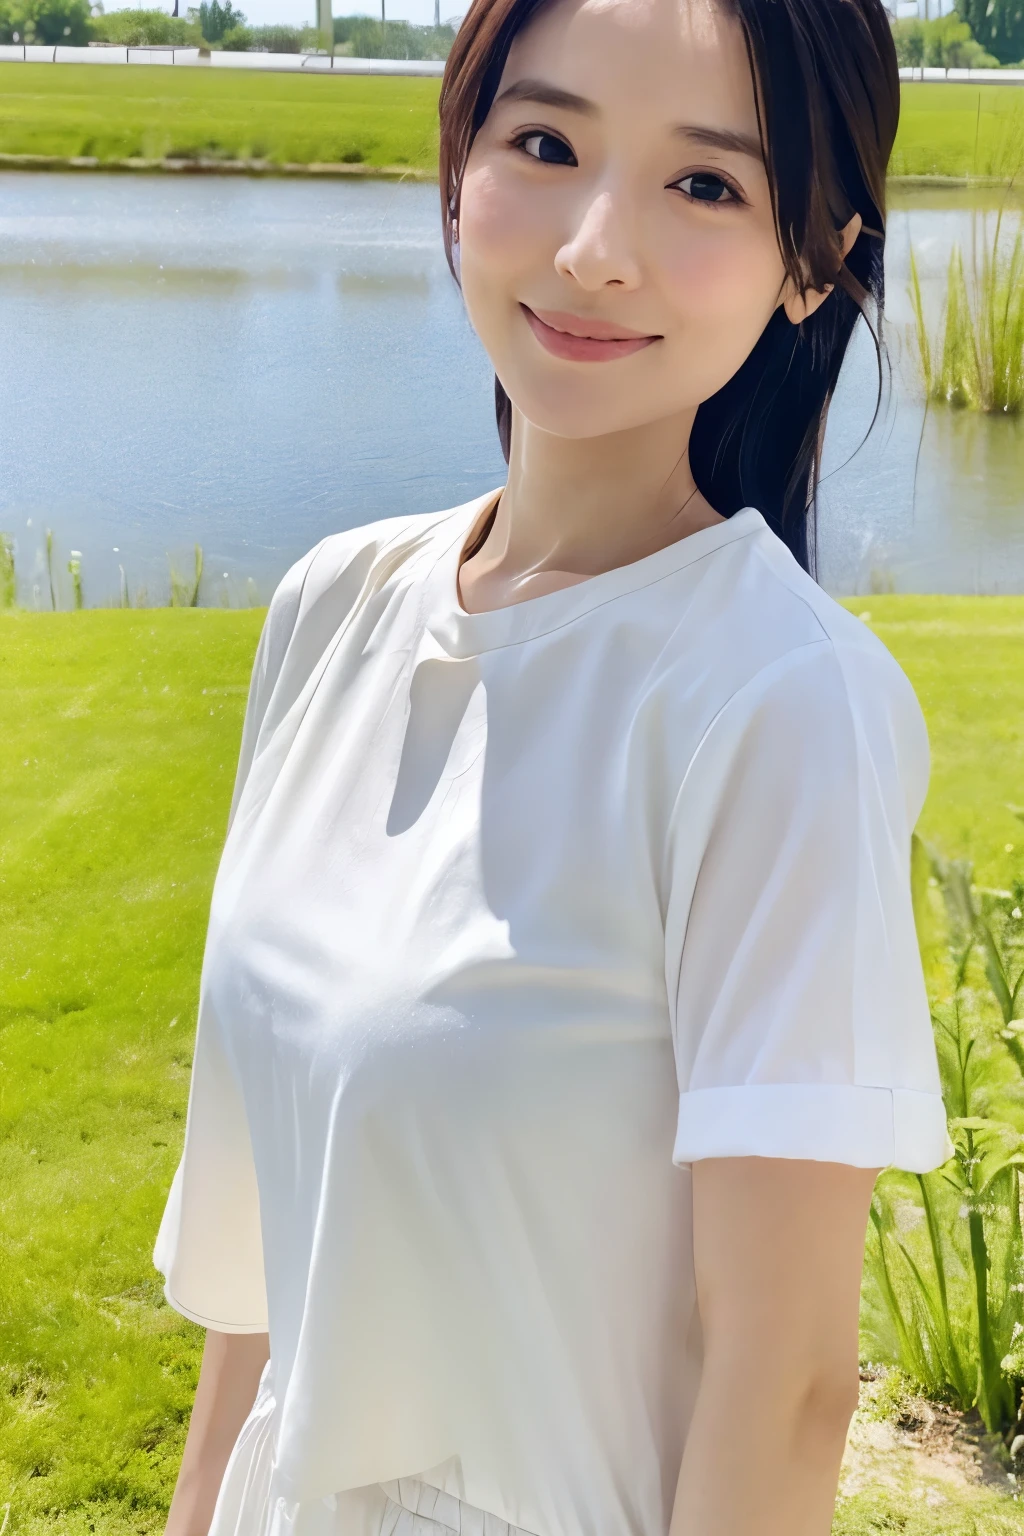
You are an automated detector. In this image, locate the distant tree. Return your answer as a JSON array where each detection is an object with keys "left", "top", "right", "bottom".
[
  {"left": 891, "top": 12, "right": 1000, "bottom": 66},
  {"left": 957, "top": 0, "right": 1024, "bottom": 65},
  {"left": 195, "top": 0, "right": 244, "bottom": 42},
  {"left": 219, "top": 21, "right": 319, "bottom": 49},
  {"left": 232, "top": 21, "right": 302, "bottom": 49},
  {"left": 0, "top": 0, "right": 91, "bottom": 44},
  {"left": 219, "top": 19, "right": 250, "bottom": 47},
  {"left": 332, "top": 11, "right": 454, "bottom": 57},
  {"left": 89, "top": 5, "right": 201, "bottom": 43}
]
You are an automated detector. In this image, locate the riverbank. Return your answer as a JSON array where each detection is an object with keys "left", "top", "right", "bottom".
[
  {"left": 0, "top": 149, "right": 435, "bottom": 177},
  {"left": 0, "top": 65, "right": 1020, "bottom": 180},
  {"left": 1, "top": 599, "right": 1023, "bottom": 1534}
]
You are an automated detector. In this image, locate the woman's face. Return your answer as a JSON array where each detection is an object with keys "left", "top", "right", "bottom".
[{"left": 457, "top": 0, "right": 793, "bottom": 442}]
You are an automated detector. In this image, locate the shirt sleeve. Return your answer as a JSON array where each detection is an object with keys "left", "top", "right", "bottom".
[
  {"left": 664, "top": 636, "right": 954, "bottom": 1175},
  {"left": 152, "top": 541, "right": 327, "bottom": 1332}
]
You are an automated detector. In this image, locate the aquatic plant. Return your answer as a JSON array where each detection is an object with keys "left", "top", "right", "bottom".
[
  {"left": 44, "top": 527, "right": 56, "bottom": 611},
  {"left": 67, "top": 550, "right": 84, "bottom": 611},
  {"left": 168, "top": 543, "right": 204, "bottom": 608},
  {"left": 909, "top": 213, "right": 1024, "bottom": 415},
  {"left": 862, "top": 839, "right": 1024, "bottom": 1438},
  {"left": 0, "top": 532, "right": 15, "bottom": 609}
]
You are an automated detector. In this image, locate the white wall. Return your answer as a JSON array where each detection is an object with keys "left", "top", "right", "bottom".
[{"left": 893, "top": 0, "right": 959, "bottom": 19}]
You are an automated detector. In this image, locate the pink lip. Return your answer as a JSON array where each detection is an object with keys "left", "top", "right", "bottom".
[{"left": 521, "top": 305, "right": 660, "bottom": 362}]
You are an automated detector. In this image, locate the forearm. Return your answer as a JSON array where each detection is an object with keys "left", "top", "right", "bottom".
[
  {"left": 668, "top": 1361, "right": 857, "bottom": 1536},
  {"left": 165, "top": 1328, "right": 270, "bottom": 1536}
]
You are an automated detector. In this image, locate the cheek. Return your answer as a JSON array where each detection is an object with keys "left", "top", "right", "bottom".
[
  {"left": 458, "top": 160, "right": 554, "bottom": 300},
  {"left": 458, "top": 165, "right": 515, "bottom": 264},
  {"left": 658, "top": 216, "right": 785, "bottom": 335}
]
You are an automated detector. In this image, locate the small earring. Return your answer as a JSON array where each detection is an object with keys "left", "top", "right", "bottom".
[{"left": 451, "top": 233, "right": 461, "bottom": 281}]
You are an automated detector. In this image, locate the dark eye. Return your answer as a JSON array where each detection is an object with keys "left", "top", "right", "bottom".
[
  {"left": 517, "top": 132, "right": 576, "bottom": 166},
  {"left": 675, "top": 172, "right": 737, "bottom": 204}
]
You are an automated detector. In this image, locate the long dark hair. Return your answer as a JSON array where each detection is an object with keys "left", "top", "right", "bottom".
[{"left": 438, "top": 0, "right": 899, "bottom": 577}]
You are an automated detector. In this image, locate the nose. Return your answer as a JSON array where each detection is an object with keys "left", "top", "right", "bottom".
[{"left": 554, "top": 185, "right": 643, "bottom": 292}]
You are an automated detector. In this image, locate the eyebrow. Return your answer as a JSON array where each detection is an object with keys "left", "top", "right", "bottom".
[
  {"left": 494, "top": 81, "right": 764, "bottom": 162},
  {"left": 674, "top": 124, "right": 764, "bottom": 161},
  {"left": 493, "top": 79, "right": 598, "bottom": 116}
]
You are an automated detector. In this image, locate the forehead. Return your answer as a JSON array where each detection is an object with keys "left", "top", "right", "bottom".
[{"left": 503, "top": 0, "right": 757, "bottom": 130}]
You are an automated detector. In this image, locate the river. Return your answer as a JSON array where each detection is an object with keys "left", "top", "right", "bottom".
[{"left": 0, "top": 172, "right": 1020, "bottom": 606}]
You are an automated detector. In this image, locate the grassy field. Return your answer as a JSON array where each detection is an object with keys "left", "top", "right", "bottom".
[
  {"left": 1, "top": 598, "right": 1023, "bottom": 1533},
  {"left": 0, "top": 63, "right": 441, "bottom": 169},
  {"left": 0, "top": 65, "right": 1020, "bottom": 178},
  {"left": 892, "top": 81, "right": 1024, "bottom": 180}
]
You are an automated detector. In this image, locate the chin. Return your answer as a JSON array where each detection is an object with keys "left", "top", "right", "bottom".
[{"left": 502, "top": 370, "right": 671, "bottom": 442}]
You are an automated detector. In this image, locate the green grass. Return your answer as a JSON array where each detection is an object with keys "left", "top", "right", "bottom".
[
  {"left": 1, "top": 598, "right": 1023, "bottom": 1532},
  {"left": 850, "top": 597, "right": 1024, "bottom": 888},
  {"left": 833, "top": 1484, "right": 1024, "bottom": 1533},
  {"left": 0, "top": 63, "right": 441, "bottom": 169},
  {"left": 0, "top": 68, "right": 1020, "bottom": 179},
  {"left": 892, "top": 83, "right": 1024, "bottom": 181},
  {"left": 0, "top": 609, "right": 263, "bottom": 1534}
]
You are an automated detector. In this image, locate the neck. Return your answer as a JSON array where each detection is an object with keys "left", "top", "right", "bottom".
[{"left": 459, "top": 404, "right": 725, "bottom": 612}]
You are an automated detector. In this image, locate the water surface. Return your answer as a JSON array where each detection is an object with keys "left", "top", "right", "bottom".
[{"left": 0, "top": 174, "right": 1021, "bottom": 604}]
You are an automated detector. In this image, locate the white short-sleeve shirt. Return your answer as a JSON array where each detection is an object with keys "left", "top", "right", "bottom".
[{"left": 153, "top": 492, "right": 953, "bottom": 1536}]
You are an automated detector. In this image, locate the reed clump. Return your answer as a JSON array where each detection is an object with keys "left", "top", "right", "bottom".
[
  {"left": 863, "top": 836, "right": 1024, "bottom": 1440},
  {"left": 0, "top": 536, "right": 264, "bottom": 611},
  {"left": 168, "top": 543, "right": 205, "bottom": 608},
  {"left": 909, "top": 212, "right": 1024, "bottom": 415}
]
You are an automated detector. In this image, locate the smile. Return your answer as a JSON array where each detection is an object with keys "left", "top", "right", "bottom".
[{"left": 520, "top": 305, "right": 660, "bottom": 363}]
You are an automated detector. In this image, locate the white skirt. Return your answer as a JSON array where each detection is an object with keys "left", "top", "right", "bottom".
[{"left": 207, "top": 1361, "right": 539, "bottom": 1536}]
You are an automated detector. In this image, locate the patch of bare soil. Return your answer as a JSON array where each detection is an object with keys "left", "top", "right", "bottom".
[{"left": 839, "top": 1365, "right": 1020, "bottom": 1509}]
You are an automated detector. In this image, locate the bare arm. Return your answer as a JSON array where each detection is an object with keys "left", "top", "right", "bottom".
[
  {"left": 165, "top": 1329, "right": 271, "bottom": 1536},
  {"left": 670, "top": 1156, "right": 879, "bottom": 1536}
]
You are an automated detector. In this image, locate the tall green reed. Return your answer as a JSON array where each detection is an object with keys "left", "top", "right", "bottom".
[
  {"left": 44, "top": 527, "right": 56, "bottom": 611},
  {"left": 67, "top": 550, "right": 84, "bottom": 611},
  {"left": 0, "top": 533, "right": 15, "bottom": 609},
  {"left": 168, "top": 543, "right": 204, "bottom": 607},
  {"left": 10, "top": 526, "right": 258, "bottom": 609},
  {"left": 863, "top": 836, "right": 1024, "bottom": 1438},
  {"left": 908, "top": 211, "right": 1024, "bottom": 415}
]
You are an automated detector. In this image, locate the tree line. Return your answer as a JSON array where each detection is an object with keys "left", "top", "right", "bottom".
[
  {"left": 0, "top": 1, "right": 457, "bottom": 56},
  {"left": 0, "top": 0, "right": 1018, "bottom": 66}
]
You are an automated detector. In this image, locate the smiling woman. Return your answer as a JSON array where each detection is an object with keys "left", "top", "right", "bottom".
[
  {"left": 152, "top": 3, "right": 950, "bottom": 1536},
  {"left": 441, "top": 0, "right": 892, "bottom": 575}
]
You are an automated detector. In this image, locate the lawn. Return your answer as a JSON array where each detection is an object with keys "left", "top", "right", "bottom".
[
  {"left": 891, "top": 81, "right": 1024, "bottom": 180},
  {"left": 1, "top": 598, "right": 1023, "bottom": 1533},
  {"left": 0, "top": 63, "right": 441, "bottom": 169},
  {"left": 0, "top": 66, "right": 1020, "bottom": 179}
]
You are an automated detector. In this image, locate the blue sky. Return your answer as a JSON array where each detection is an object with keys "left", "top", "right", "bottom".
[{"left": 104, "top": 0, "right": 458, "bottom": 27}]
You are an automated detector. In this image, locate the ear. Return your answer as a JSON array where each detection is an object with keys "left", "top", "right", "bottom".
[{"left": 781, "top": 212, "right": 863, "bottom": 326}]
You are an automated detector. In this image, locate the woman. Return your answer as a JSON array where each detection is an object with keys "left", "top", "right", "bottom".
[{"left": 156, "top": 0, "right": 954, "bottom": 1532}]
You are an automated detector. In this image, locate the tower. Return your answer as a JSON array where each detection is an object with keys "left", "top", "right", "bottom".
[{"left": 317, "top": 0, "right": 332, "bottom": 47}]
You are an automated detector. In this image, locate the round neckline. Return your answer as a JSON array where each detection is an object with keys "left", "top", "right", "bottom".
[{"left": 423, "top": 489, "right": 768, "bottom": 659}]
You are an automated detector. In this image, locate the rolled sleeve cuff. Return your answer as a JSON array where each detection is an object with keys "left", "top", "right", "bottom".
[
  {"left": 160, "top": 1281, "right": 269, "bottom": 1334},
  {"left": 673, "top": 1082, "right": 954, "bottom": 1173}
]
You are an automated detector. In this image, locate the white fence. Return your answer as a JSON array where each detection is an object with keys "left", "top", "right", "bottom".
[
  {"left": 0, "top": 46, "right": 1018, "bottom": 83},
  {"left": 897, "top": 64, "right": 1024, "bottom": 83},
  {"left": 0, "top": 44, "right": 446, "bottom": 74}
]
